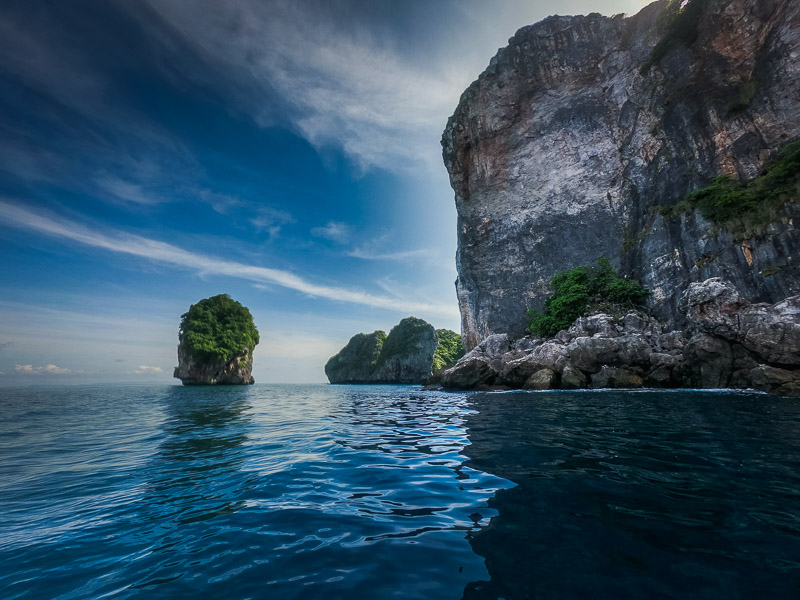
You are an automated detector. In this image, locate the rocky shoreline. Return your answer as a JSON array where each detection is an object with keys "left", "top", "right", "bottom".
[{"left": 434, "top": 278, "right": 800, "bottom": 396}]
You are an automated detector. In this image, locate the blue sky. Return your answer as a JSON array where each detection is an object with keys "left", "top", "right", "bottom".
[{"left": 0, "top": 0, "right": 650, "bottom": 384}]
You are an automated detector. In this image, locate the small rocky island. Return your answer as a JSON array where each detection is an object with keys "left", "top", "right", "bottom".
[
  {"left": 325, "top": 317, "right": 463, "bottom": 384},
  {"left": 173, "top": 294, "right": 259, "bottom": 386}
]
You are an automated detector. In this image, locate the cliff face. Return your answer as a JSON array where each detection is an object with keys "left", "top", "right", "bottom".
[
  {"left": 443, "top": 0, "right": 800, "bottom": 350},
  {"left": 173, "top": 339, "right": 255, "bottom": 385},
  {"left": 324, "top": 331, "right": 386, "bottom": 383},
  {"left": 325, "top": 317, "right": 439, "bottom": 384}
]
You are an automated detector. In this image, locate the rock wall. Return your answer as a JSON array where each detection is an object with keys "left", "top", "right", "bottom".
[
  {"left": 173, "top": 340, "right": 255, "bottom": 385},
  {"left": 442, "top": 0, "right": 800, "bottom": 350}
]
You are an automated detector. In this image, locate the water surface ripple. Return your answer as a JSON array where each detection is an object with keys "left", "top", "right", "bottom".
[
  {"left": 0, "top": 385, "right": 504, "bottom": 599},
  {"left": 1, "top": 386, "right": 799, "bottom": 599}
]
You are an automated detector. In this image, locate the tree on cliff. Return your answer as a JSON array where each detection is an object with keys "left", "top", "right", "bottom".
[
  {"left": 178, "top": 294, "right": 259, "bottom": 363},
  {"left": 433, "top": 329, "right": 464, "bottom": 372},
  {"left": 527, "top": 259, "right": 648, "bottom": 337}
]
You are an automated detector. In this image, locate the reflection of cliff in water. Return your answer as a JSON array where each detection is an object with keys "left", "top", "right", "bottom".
[
  {"left": 147, "top": 386, "right": 254, "bottom": 524},
  {"left": 462, "top": 391, "right": 800, "bottom": 600},
  {"left": 159, "top": 387, "right": 251, "bottom": 462}
]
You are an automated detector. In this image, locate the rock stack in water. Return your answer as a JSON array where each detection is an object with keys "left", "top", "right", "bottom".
[
  {"left": 326, "top": 317, "right": 452, "bottom": 384},
  {"left": 173, "top": 294, "right": 259, "bottom": 386}
]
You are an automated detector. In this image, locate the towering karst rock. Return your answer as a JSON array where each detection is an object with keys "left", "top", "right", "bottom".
[
  {"left": 442, "top": 0, "right": 800, "bottom": 350},
  {"left": 174, "top": 294, "right": 259, "bottom": 386}
]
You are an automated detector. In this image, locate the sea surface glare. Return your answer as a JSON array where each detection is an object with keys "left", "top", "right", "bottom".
[{"left": 0, "top": 384, "right": 799, "bottom": 599}]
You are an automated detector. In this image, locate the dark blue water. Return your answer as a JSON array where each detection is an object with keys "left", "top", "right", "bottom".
[{"left": 1, "top": 386, "right": 799, "bottom": 599}]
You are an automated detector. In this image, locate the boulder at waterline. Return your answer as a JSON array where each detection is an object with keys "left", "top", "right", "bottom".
[{"left": 440, "top": 278, "right": 800, "bottom": 396}]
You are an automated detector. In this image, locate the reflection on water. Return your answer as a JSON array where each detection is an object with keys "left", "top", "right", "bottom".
[
  {"left": 0, "top": 384, "right": 505, "bottom": 600},
  {"left": 461, "top": 390, "right": 800, "bottom": 599},
  {"left": 159, "top": 386, "right": 251, "bottom": 461},
  {"left": 6, "top": 385, "right": 797, "bottom": 599}
]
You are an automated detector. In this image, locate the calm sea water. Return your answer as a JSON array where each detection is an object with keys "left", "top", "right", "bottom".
[{"left": 1, "top": 385, "right": 799, "bottom": 599}]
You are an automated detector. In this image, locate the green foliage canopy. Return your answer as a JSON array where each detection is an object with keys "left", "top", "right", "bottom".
[
  {"left": 432, "top": 329, "right": 465, "bottom": 372},
  {"left": 527, "top": 258, "right": 649, "bottom": 337},
  {"left": 377, "top": 317, "right": 434, "bottom": 365},
  {"left": 179, "top": 294, "right": 259, "bottom": 362}
]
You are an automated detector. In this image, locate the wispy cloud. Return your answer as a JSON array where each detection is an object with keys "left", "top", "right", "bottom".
[
  {"left": 347, "top": 247, "right": 434, "bottom": 262},
  {"left": 125, "top": 1, "right": 653, "bottom": 174},
  {"left": 311, "top": 221, "right": 351, "bottom": 244},
  {"left": 0, "top": 200, "right": 458, "bottom": 318},
  {"left": 95, "top": 176, "right": 161, "bottom": 206},
  {"left": 251, "top": 206, "right": 295, "bottom": 238},
  {"left": 15, "top": 363, "right": 71, "bottom": 375},
  {"left": 126, "top": 0, "right": 472, "bottom": 173},
  {"left": 0, "top": 15, "right": 105, "bottom": 118},
  {"left": 133, "top": 365, "right": 163, "bottom": 375},
  {"left": 346, "top": 232, "right": 448, "bottom": 266},
  {"left": 196, "top": 189, "right": 244, "bottom": 215}
]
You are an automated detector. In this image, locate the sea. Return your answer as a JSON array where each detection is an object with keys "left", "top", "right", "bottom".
[{"left": 1, "top": 384, "right": 799, "bottom": 599}]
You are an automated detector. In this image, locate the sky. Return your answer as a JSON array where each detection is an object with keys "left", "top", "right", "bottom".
[{"left": 0, "top": 0, "right": 651, "bottom": 384}]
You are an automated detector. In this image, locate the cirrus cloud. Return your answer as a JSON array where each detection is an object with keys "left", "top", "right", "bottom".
[{"left": 0, "top": 200, "right": 459, "bottom": 319}]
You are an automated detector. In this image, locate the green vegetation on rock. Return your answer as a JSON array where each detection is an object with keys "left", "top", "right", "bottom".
[
  {"left": 377, "top": 317, "right": 434, "bottom": 365},
  {"left": 527, "top": 258, "right": 649, "bottom": 337},
  {"left": 432, "top": 329, "right": 465, "bottom": 372},
  {"left": 641, "top": 0, "right": 708, "bottom": 75},
  {"left": 656, "top": 139, "right": 800, "bottom": 238},
  {"left": 325, "top": 317, "right": 458, "bottom": 383},
  {"left": 179, "top": 294, "right": 259, "bottom": 363},
  {"left": 324, "top": 331, "right": 385, "bottom": 377}
]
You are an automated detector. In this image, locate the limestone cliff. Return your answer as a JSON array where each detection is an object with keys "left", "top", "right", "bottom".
[
  {"left": 324, "top": 330, "right": 387, "bottom": 384},
  {"left": 325, "top": 317, "right": 440, "bottom": 384},
  {"left": 174, "top": 342, "right": 255, "bottom": 386},
  {"left": 443, "top": 0, "right": 800, "bottom": 350}
]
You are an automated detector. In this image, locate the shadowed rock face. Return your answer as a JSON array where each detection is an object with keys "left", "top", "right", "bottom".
[
  {"left": 173, "top": 338, "right": 255, "bottom": 386},
  {"left": 443, "top": 0, "right": 800, "bottom": 350},
  {"left": 325, "top": 317, "right": 438, "bottom": 384}
]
